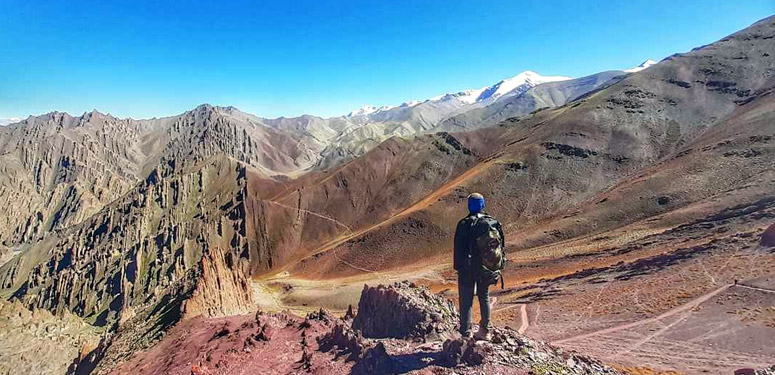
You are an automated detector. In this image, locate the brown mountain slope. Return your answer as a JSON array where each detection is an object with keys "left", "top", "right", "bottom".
[
  {"left": 250, "top": 18, "right": 775, "bottom": 373},
  {"left": 260, "top": 16, "right": 775, "bottom": 281},
  {"left": 241, "top": 132, "right": 484, "bottom": 275},
  {"left": 0, "top": 105, "right": 321, "bottom": 255}
]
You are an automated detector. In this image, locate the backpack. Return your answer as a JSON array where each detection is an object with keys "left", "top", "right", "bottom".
[{"left": 471, "top": 214, "right": 505, "bottom": 289}]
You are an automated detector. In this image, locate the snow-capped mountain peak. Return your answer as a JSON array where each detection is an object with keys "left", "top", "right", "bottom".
[
  {"left": 347, "top": 101, "right": 423, "bottom": 117},
  {"left": 428, "top": 71, "right": 572, "bottom": 106},
  {"left": 476, "top": 71, "right": 572, "bottom": 102},
  {"left": 430, "top": 88, "right": 486, "bottom": 104},
  {"left": 345, "top": 70, "right": 572, "bottom": 118},
  {"left": 624, "top": 59, "right": 657, "bottom": 73},
  {"left": 347, "top": 105, "right": 389, "bottom": 117}
]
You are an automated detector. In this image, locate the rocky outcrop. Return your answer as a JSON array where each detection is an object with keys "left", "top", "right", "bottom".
[
  {"left": 760, "top": 224, "right": 775, "bottom": 247},
  {"left": 319, "top": 320, "right": 368, "bottom": 359},
  {"left": 321, "top": 282, "right": 623, "bottom": 375},
  {"left": 108, "top": 309, "right": 346, "bottom": 375},
  {"left": 440, "top": 328, "right": 621, "bottom": 374},
  {"left": 0, "top": 299, "right": 99, "bottom": 375},
  {"left": 0, "top": 156, "right": 256, "bottom": 332},
  {"left": 352, "top": 281, "right": 458, "bottom": 340},
  {"left": 181, "top": 246, "right": 254, "bottom": 319},
  {"left": 89, "top": 281, "right": 627, "bottom": 374}
]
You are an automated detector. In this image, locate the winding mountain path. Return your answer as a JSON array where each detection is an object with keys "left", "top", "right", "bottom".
[
  {"left": 263, "top": 200, "right": 354, "bottom": 233},
  {"left": 288, "top": 161, "right": 493, "bottom": 267},
  {"left": 552, "top": 284, "right": 732, "bottom": 345}
]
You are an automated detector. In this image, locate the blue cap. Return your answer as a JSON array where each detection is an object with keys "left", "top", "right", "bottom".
[{"left": 468, "top": 193, "right": 485, "bottom": 214}]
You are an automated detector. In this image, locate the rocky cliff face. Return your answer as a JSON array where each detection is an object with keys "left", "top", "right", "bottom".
[
  {"left": 0, "top": 111, "right": 146, "bottom": 245},
  {"left": 155, "top": 105, "right": 323, "bottom": 176},
  {"left": 181, "top": 245, "right": 255, "bottom": 319},
  {"left": 0, "top": 105, "right": 322, "bottom": 252},
  {"left": 0, "top": 156, "right": 256, "bottom": 330}
]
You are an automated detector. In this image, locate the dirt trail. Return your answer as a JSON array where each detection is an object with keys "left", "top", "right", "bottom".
[
  {"left": 331, "top": 246, "right": 383, "bottom": 278},
  {"left": 493, "top": 303, "right": 529, "bottom": 334},
  {"left": 290, "top": 161, "right": 493, "bottom": 268},
  {"left": 518, "top": 304, "right": 529, "bottom": 334},
  {"left": 552, "top": 284, "right": 732, "bottom": 345},
  {"left": 397, "top": 161, "right": 492, "bottom": 217},
  {"left": 736, "top": 283, "right": 775, "bottom": 294},
  {"left": 263, "top": 198, "right": 389, "bottom": 278},
  {"left": 613, "top": 308, "right": 693, "bottom": 359},
  {"left": 264, "top": 200, "right": 354, "bottom": 233}
]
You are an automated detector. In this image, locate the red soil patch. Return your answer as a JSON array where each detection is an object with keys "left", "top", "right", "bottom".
[{"left": 110, "top": 311, "right": 350, "bottom": 375}]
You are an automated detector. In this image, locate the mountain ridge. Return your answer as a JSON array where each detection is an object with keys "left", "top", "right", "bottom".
[{"left": 2, "top": 15, "right": 775, "bottom": 375}]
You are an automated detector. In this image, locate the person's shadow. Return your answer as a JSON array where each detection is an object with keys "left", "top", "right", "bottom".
[{"left": 351, "top": 348, "right": 451, "bottom": 375}]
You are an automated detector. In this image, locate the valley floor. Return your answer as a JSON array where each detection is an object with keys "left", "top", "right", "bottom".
[{"left": 252, "top": 194, "right": 775, "bottom": 375}]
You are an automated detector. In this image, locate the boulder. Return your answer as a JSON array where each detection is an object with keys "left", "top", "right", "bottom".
[
  {"left": 352, "top": 281, "right": 458, "bottom": 340},
  {"left": 351, "top": 342, "right": 393, "bottom": 375}
]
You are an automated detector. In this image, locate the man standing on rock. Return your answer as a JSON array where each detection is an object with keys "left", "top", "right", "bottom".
[{"left": 454, "top": 193, "right": 506, "bottom": 341}]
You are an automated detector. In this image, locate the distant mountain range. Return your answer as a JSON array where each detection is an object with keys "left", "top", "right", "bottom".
[
  {"left": 0, "top": 61, "right": 655, "bottom": 167},
  {"left": 0, "top": 58, "right": 657, "bottom": 263},
  {"left": 271, "top": 60, "right": 654, "bottom": 167},
  {"left": 2, "top": 15, "right": 775, "bottom": 375},
  {"left": 346, "top": 70, "right": 572, "bottom": 118}
]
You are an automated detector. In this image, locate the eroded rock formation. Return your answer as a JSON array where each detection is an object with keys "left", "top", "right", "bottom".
[
  {"left": 352, "top": 281, "right": 458, "bottom": 340},
  {"left": 0, "top": 156, "right": 257, "bottom": 337},
  {"left": 0, "top": 299, "right": 99, "bottom": 375}
]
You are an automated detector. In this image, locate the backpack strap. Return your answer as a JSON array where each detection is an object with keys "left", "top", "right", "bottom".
[{"left": 470, "top": 212, "right": 488, "bottom": 232}]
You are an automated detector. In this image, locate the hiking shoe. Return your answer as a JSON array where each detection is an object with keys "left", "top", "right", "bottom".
[{"left": 473, "top": 327, "right": 491, "bottom": 341}]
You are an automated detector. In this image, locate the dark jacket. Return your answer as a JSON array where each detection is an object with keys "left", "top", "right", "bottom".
[{"left": 453, "top": 212, "right": 506, "bottom": 272}]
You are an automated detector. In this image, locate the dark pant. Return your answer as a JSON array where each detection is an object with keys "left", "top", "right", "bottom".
[{"left": 458, "top": 271, "right": 490, "bottom": 335}]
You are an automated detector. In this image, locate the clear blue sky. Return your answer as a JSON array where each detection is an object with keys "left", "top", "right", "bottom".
[{"left": 0, "top": 1, "right": 772, "bottom": 120}]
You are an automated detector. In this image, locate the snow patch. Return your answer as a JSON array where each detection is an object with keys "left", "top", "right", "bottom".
[
  {"left": 347, "top": 70, "right": 574, "bottom": 117},
  {"left": 624, "top": 59, "right": 657, "bottom": 73},
  {"left": 347, "top": 105, "right": 392, "bottom": 117},
  {"left": 476, "top": 71, "right": 571, "bottom": 102}
]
